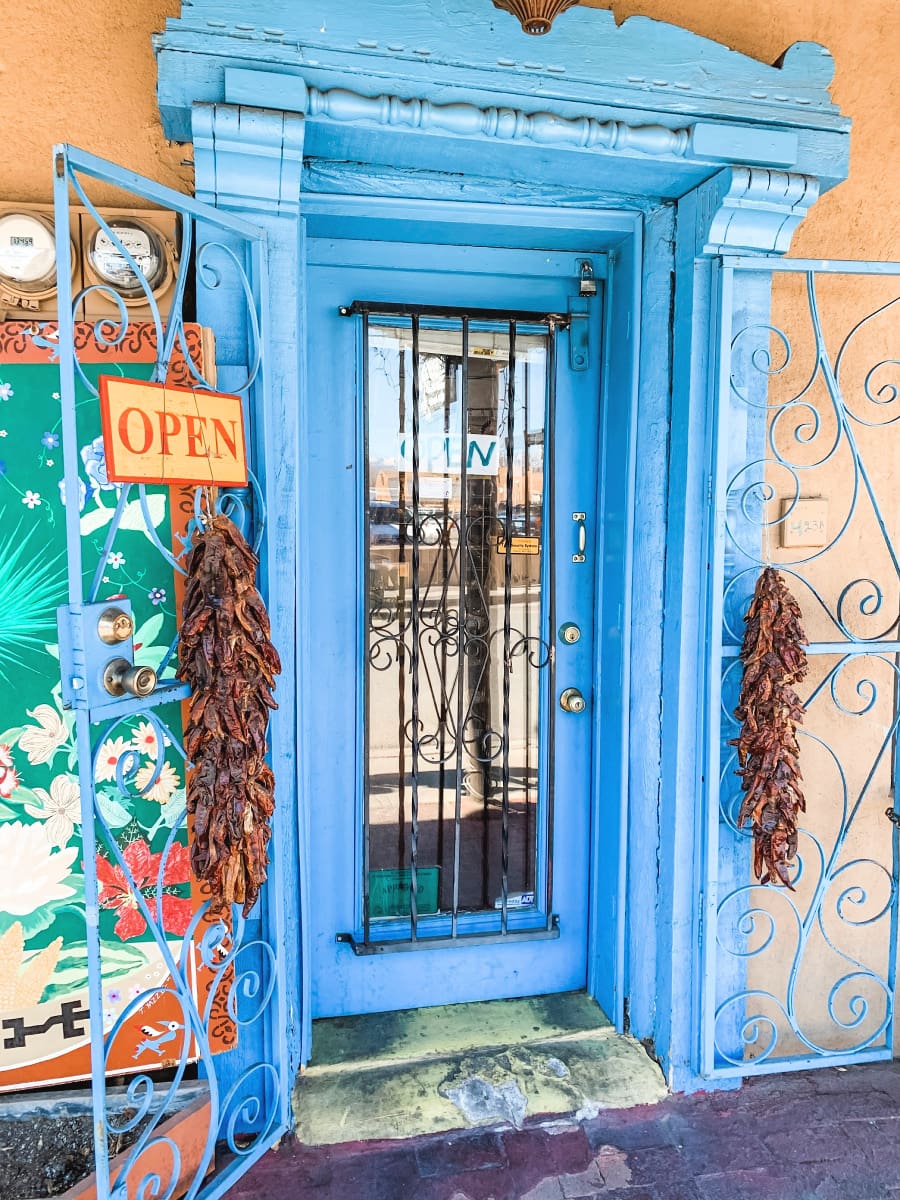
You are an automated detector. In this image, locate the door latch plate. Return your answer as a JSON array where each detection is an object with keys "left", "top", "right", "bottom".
[{"left": 567, "top": 295, "right": 590, "bottom": 372}]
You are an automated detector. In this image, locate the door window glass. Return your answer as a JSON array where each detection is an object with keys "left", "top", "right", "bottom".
[{"left": 365, "top": 316, "right": 552, "bottom": 933}]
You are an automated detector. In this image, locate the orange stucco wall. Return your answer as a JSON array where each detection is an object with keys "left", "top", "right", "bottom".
[
  {"left": 0, "top": 0, "right": 187, "bottom": 207},
  {"left": 1, "top": 1, "right": 897, "bottom": 254},
  {"left": 582, "top": 0, "right": 900, "bottom": 258}
]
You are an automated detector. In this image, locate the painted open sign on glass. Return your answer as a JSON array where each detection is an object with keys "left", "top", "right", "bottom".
[
  {"left": 99, "top": 377, "right": 248, "bottom": 487},
  {"left": 397, "top": 432, "right": 500, "bottom": 477}
]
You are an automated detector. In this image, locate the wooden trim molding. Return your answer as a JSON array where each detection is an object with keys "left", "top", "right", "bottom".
[{"left": 221, "top": 71, "right": 802, "bottom": 171}]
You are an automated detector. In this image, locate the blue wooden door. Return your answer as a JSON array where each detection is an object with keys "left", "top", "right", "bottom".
[{"left": 304, "top": 238, "right": 603, "bottom": 1017}]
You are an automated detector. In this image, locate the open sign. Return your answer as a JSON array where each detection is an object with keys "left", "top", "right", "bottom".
[
  {"left": 99, "top": 376, "right": 248, "bottom": 487},
  {"left": 398, "top": 433, "right": 500, "bottom": 477}
]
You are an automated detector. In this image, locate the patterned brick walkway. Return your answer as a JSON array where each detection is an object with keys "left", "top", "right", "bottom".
[{"left": 234, "top": 1062, "right": 900, "bottom": 1200}]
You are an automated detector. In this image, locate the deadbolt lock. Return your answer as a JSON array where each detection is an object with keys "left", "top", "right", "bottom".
[
  {"left": 560, "top": 687, "right": 587, "bottom": 714},
  {"left": 97, "top": 606, "right": 135, "bottom": 645},
  {"left": 103, "top": 658, "right": 158, "bottom": 699},
  {"left": 559, "top": 622, "right": 581, "bottom": 645}
]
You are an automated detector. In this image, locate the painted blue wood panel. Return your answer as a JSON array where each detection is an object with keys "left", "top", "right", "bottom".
[{"left": 158, "top": 0, "right": 843, "bottom": 130}]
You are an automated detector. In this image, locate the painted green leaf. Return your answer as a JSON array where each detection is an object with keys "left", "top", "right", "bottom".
[
  {"left": 121, "top": 496, "right": 167, "bottom": 535},
  {"left": 135, "top": 613, "right": 165, "bottom": 646},
  {"left": 0, "top": 906, "right": 58, "bottom": 941},
  {"left": 13, "top": 786, "right": 51, "bottom": 814},
  {"left": 152, "top": 794, "right": 188, "bottom": 830},
  {"left": 41, "top": 940, "right": 148, "bottom": 1002},
  {"left": 97, "top": 790, "right": 132, "bottom": 829},
  {"left": 80, "top": 505, "right": 115, "bottom": 536}
]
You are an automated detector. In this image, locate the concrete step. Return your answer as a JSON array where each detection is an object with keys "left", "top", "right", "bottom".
[{"left": 293, "top": 992, "right": 667, "bottom": 1145}]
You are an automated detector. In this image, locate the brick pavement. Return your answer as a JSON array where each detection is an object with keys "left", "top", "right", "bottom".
[{"left": 232, "top": 1062, "right": 900, "bottom": 1200}]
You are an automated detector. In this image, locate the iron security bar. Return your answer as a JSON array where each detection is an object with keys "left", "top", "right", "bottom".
[
  {"left": 345, "top": 304, "right": 559, "bottom": 952},
  {"left": 340, "top": 300, "right": 570, "bottom": 328}
]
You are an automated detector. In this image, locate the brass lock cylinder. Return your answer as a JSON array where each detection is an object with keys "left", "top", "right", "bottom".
[{"left": 97, "top": 606, "right": 135, "bottom": 645}]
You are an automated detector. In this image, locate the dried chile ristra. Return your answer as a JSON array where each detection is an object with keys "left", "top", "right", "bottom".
[
  {"left": 731, "top": 567, "right": 808, "bottom": 888},
  {"left": 178, "top": 512, "right": 281, "bottom": 917}
]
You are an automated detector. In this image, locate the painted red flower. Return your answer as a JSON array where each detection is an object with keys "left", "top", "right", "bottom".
[
  {"left": 0, "top": 744, "right": 20, "bottom": 800},
  {"left": 96, "top": 837, "right": 192, "bottom": 941}
]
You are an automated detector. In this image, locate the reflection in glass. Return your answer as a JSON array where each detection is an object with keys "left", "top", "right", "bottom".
[{"left": 365, "top": 319, "right": 551, "bottom": 924}]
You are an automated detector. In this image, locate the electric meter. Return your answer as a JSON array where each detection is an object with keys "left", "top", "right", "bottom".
[
  {"left": 0, "top": 211, "right": 64, "bottom": 297},
  {"left": 86, "top": 219, "right": 169, "bottom": 299}
]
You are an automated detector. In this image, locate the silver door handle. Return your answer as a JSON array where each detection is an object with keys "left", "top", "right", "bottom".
[
  {"left": 560, "top": 687, "right": 586, "bottom": 714},
  {"left": 572, "top": 512, "right": 586, "bottom": 564}
]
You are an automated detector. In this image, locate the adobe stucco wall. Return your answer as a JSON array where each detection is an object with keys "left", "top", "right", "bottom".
[
  {"left": 1, "top": 0, "right": 898, "bottom": 254},
  {"left": 582, "top": 0, "right": 900, "bottom": 259},
  {"left": 0, "top": 0, "right": 187, "bottom": 207}
]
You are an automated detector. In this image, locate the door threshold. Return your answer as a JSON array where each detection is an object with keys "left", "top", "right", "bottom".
[{"left": 293, "top": 992, "right": 667, "bottom": 1145}]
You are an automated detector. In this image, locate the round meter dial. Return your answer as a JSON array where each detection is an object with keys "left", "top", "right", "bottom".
[
  {"left": 87, "top": 219, "right": 169, "bottom": 298},
  {"left": 0, "top": 212, "right": 63, "bottom": 296}
]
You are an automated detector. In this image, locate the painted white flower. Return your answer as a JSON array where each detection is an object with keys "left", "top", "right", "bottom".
[
  {"left": 108, "top": 552, "right": 125, "bottom": 569},
  {"left": 21, "top": 491, "right": 41, "bottom": 509},
  {"left": 0, "top": 430, "right": 7, "bottom": 438},
  {"left": 132, "top": 720, "right": 159, "bottom": 758},
  {"left": 18, "top": 704, "right": 69, "bottom": 765},
  {"left": 0, "top": 823, "right": 77, "bottom": 915},
  {"left": 95, "top": 736, "right": 133, "bottom": 783},
  {"left": 24, "top": 774, "right": 81, "bottom": 848},
  {"left": 0, "top": 383, "right": 13, "bottom": 402},
  {"left": 0, "top": 745, "right": 19, "bottom": 800},
  {"left": 135, "top": 761, "right": 181, "bottom": 805}
]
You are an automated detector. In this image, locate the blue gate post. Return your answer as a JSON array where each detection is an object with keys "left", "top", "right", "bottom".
[{"left": 191, "top": 102, "right": 307, "bottom": 1102}]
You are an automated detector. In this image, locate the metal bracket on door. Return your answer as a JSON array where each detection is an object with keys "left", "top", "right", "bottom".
[
  {"left": 567, "top": 295, "right": 590, "bottom": 372},
  {"left": 572, "top": 512, "right": 586, "bottom": 563}
]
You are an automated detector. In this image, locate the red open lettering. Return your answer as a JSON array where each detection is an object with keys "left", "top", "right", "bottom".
[
  {"left": 185, "top": 414, "right": 209, "bottom": 458},
  {"left": 158, "top": 411, "right": 182, "bottom": 457},
  {"left": 210, "top": 417, "right": 238, "bottom": 459},
  {"left": 118, "top": 407, "right": 154, "bottom": 455}
]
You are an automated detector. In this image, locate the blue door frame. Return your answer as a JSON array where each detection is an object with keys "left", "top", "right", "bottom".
[
  {"left": 297, "top": 201, "right": 641, "bottom": 1032},
  {"left": 154, "top": 0, "right": 854, "bottom": 1093},
  {"left": 303, "top": 237, "right": 603, "bottom": 1017}
]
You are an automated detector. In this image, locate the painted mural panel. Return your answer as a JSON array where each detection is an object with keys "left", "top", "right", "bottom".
[{"left": 0, "top": 322, "right": 217, "bottom": 1089}]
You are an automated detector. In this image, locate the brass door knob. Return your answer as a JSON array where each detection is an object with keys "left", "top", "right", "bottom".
[
  {"left": 559, "top": 687, "right": 586, "bottom": 714},
  {"left": 97, "top": 606, "right": 135, "bottom": 645},
  {"left": 103, "top": 658, "right": 158, "bottom": 699}
]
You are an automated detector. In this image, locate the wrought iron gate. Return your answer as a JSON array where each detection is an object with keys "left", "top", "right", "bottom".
[
  {"left": 52, "top": 146, "right": 290, "bottom": 1197},
  {"left": 701, "top": 257, "right": 900, "bottom": 1078}
]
